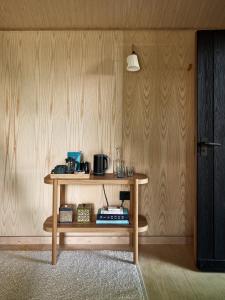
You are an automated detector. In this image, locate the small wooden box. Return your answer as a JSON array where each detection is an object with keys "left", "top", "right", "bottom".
[
  {"left": 59, "top": 205, "right": 74, "bottom": 223},
  {"left": 77, "top": 204, "right": 92, "bottom": 223}
]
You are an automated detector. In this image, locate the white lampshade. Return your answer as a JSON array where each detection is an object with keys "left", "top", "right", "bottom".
[{"left": 127, "top": 52, "right": 140, "bottom": 72}]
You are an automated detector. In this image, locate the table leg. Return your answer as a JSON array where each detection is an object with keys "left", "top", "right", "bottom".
[
  {"left": 59, "top": 185, "right": 66, "bottom": 246},
  {"left": 134, "top": 179, "right": 139, "bottom": 264},
  {"left": 52, "top": 179, "right": 58, "bottom": 265},
  {"left": 129, "top": 185, "right": 134, "bottom": 248}
]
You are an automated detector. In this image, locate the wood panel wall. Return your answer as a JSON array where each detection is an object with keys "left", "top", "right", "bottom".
[
  {"left": 0, "top": 31, "right": 124, "bottom": 236},
  {"left": 123, "top": 31, "right": 195, "bottom": 236},
  {"left": 0, "top": 31, "right": 195, "bottom": 240}
]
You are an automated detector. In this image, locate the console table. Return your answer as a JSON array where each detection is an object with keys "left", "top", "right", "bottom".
[{"left": 43, "top": 173, "right": 148, "bottom": 265}]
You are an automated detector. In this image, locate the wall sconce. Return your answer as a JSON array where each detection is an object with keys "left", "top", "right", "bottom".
[{"left": 127, "top": 45, "right": 140, "bottom": 72}]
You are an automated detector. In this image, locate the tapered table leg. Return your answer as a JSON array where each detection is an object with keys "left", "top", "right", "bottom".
[
  {"left": 52, "top": 179, "right": 58, "bottom": 265},
  {"left": 129, "top": 185, "right": 134, "bottom": 247},
  {"left": 59, "top": 185, "right": 66, "bottom": 246},
  {"left": 134, "top": 179, "right": 139, "bottom": 264}
]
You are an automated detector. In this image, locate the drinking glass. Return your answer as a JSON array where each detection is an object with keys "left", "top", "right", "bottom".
[
  {"left": 117, "top": 160, "right": 126, "bottom": 178},
  {"left": 126, "top": 166, "right": 134, "bottom": 177}
]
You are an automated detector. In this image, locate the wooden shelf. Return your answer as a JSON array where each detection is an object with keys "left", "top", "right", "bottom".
[
  {"left": 43, "top": 215, "right": 148, "bottom": 233},
  {"left": 44, "top": 172, "right": 148, "bottom": 264},
  {"left": 44, "top": 173, "right": 148, "bottom": 185}
]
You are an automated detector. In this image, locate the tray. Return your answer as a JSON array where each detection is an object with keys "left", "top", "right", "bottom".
[{"left": 50, "top": 173, "right": 90, "bottom": 179}]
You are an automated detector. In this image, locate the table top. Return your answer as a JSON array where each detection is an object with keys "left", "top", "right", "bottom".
[{"left": 44, "top": 173, "right": 148, "bottom": 185}]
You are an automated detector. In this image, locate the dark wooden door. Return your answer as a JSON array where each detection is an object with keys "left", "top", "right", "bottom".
[{"left": 197, "top": 31, "right": 225, "bottom": 271}]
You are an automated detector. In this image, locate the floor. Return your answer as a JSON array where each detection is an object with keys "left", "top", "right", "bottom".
[
  {"left": 1, "top": 244, "right": 225, "bottom": 299},
  {"left": 139, "top": 245, "right": 225, "bottom": 300}
]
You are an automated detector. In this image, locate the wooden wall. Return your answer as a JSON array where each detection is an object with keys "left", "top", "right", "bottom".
[
  {"left": 0, "top": 31, "right": 124, "bottom": 236},
  {"left": 0, "top": 31, "right": 195, "bottom": 241},
  {"left": 123, "top": 31, "right": 196, "bottom": 237}
]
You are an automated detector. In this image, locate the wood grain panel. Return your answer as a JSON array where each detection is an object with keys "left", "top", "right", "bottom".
[
  {"left": 0, "top": 0, "right": 224, "bottom": 29},
  {"left": 123, "top": 31, "right": 195, "bottom": 236},
  {"left": 0, "top": 30, "right": 195, "bottom": 239},
  {"left": 0, "top": 31, "right": 123, "bottom": 235}
]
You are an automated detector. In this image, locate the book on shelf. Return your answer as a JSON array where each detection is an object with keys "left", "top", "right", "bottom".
[
  {"left": 100, "top": 206, "right": 124, "bottom": 214},
  {"left": 96, "top": 208, "right": 129, "bottom": 225}
]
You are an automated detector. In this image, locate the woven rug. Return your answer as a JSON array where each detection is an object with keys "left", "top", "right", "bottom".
[{"left": 0, "top": 250, "right": 148, "bottom": 300}]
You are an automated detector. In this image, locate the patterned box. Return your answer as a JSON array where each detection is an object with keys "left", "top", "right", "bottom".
[{"left": 77, "top": 204, "right": 92, "bottom": 223}]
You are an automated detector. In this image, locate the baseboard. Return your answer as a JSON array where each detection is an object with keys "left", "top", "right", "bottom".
[
  {"left": 0, "top": 236, "right": 129, "bottom": 245},
  {"left": 0, "top": 235, "right": 193, "bottom": 245},
  {"left": 139, "top": 236, "right": 193, "bottom": 244}
]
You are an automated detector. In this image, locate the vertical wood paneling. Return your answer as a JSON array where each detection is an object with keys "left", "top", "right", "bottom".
[
  {"left": 0, "top": 31, "right": 123, "bottom": 235},
  {"left": 123, "top": 31, "right": 195, "bottom": 236},
  {"left": 0, "top": 30, "right": 195, "bottom": 238}
]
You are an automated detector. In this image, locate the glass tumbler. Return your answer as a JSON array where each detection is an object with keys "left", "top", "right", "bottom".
[
  {"left": 117, "top": 160, "right": 126, "bottom": 178},
  {"left": 126, "top": 166, "right": 134, "bottom": 177}
]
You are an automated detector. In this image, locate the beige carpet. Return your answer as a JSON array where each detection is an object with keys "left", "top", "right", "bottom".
[{"left": 0, "top": 250, "right": 148, "bottom": 300}]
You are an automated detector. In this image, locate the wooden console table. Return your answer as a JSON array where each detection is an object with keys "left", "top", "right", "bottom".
[{"left": 43, "top": 173, "right": 148, "bottom": 265}]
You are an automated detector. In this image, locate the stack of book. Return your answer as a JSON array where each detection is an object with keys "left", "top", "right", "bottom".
[{"left": 96, "top": 206, "right": 129, "bottom": 225}]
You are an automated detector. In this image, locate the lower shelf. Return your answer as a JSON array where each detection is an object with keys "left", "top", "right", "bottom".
[{"left": 43, "top": 215, "right": 148, "bottom": 233}]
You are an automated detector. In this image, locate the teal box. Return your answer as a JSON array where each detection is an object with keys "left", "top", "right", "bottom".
[
  {"left": 67, "top": 151, "right": 81, "bottom": 162},
  {"left": 67, "top": 152, "right": 82, "bottom": 171}
]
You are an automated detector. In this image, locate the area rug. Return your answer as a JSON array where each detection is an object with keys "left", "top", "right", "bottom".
[{"left": 0, "top": 250, "right": 148, "bottom": 300}]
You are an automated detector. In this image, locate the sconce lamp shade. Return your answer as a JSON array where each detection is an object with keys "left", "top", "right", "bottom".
[{"left": 127, "top": 52, "right": 140, "bottom": 72}]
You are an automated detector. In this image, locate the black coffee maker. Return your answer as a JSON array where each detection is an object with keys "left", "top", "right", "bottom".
[{"left": 93, "top": 154, "right": 108, "bottom": 176}]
